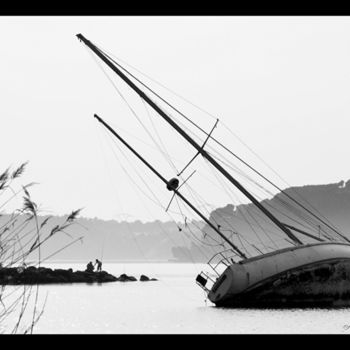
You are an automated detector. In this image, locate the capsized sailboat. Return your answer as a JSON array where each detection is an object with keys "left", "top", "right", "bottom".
[{"left": 77, "top": 33, "right": 350, "bottom": 307}]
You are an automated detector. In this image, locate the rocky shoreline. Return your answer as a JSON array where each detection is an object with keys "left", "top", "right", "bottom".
[{"left": 0, "top": 266, "right": 158, "bottom": 285}]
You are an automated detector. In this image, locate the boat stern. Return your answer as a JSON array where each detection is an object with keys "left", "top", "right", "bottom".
[{"left": 196, "top": 267, "right": 238, "bottom": 305}]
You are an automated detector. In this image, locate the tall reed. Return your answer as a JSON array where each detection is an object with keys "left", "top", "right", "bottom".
[{"left": 0, "top": 162, "right": 83, "bottom": 334}]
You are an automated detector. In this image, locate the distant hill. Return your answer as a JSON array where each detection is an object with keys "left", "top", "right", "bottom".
[
  {"left": 204, "top": 179, "right": 350, "bottom": 258},
  {"left": 0, "top": 214, "right": 205, "bottom": 263},
  {"left": 2, "top": 180, "right": 350, "bottom": 264}
]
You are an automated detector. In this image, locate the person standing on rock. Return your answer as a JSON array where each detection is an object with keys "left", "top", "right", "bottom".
[{"left": 95, "top": 259, "right": 102, "bottom": 272}]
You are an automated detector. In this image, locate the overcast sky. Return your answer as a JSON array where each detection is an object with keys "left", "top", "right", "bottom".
[{"left": 1, "top": 16, "right": 350, "bottom": 222}]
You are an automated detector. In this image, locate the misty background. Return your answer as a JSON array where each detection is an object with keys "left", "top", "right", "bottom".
[{"left": 1, "top": 17, "right": 350, "bottom": 262}]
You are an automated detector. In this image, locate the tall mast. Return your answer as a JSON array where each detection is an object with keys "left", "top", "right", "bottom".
[
  {"left": 94, "top": 114, "right": 247, "bottom": 259},
  {"left": 77, "top": 34, "right": 302, "bottom": 246}
]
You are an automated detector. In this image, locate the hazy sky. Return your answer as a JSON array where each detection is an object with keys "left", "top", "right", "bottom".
[{"left": 1, "top": 16, "right": 350, "bottom": 222}]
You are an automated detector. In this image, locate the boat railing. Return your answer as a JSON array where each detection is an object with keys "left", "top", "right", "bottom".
[
  {"left": 207, "top": 248, "right": 239, "bottom": 276},
  {"left": 195, "top": 248, "right": 239, "bottom": 293}
]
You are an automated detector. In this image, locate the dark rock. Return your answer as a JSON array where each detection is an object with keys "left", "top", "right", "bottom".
[
  {"left": 26, "top": 266, "right": 37, "bottom": 273},
  {"left": 71, "top": 271, "right": 88, "bottom": 283},
  {"left": 0, "top": 266, "right": 156, "bottom": 285},
  {"left": 140, "top": 274, "right": 150, "bottom": 281},
  {"left": 140, "top": 274, "right": 158, "bottom": 281},
  {"left": 96, "top": 271, "right": 118, "bottom": 282},
  {"left": 118, "top": 273, "right": 137, "bottom": 282},
  {"left": 0, "top": 267, "right": 119, "bottom": 285}
]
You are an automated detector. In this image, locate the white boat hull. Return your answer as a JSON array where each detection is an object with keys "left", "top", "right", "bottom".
[{"left": 207, "top": 242, "right": 350, "bottom": 307}]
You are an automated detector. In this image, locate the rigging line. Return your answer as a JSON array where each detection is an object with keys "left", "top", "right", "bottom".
[
  {"left": 105, "top": 115, "right": 229, "bottom": 198},
  {"left": 103, "top": 129, "right": 168, "bottom": 211},
  {"left": 236, "top": 206, "right": 277, "bottom": 251},
  {"left": 224, "top": 206, "right": 269, "bottom": 253},
  {"left": 205, "top": 144, "right": 280, "bottom": 197},
  {"left": 105, "top": 125, "right": 195, "bottom": 237},
  {"left": 109, "top": 136, "right": 207, "bottom": 271},
  {"left": 229, "top": 169, "right": 335, "bottom": 232},
  {"left": 232, "top": 190, "right": 304, "bottom": 239},
  {"left": 92, "top": 126, "right": 136, "bottom": 261},
  {"left": 206, "top": 147, "right": 337, "bottom": 238},
  {"left": 250, "top": 187, "right": 338, "bottom": 241},
  {"left": 229, "top": 201, "right": 277, "bottom": 253},
  {"left": 107, "top": 133, "right": 184, "bottom": 240},
  {"left": 215, "top": 133, "right": 344, "bottom": 236},
  {"left": 186, "top": 223, "right": 226, "bottom": 249},
  {"left": 193, "top": 224, "right": 231, "bottom": 249},
  {"left": 174, "top": 162, "right": 232, "bottom": 222},
  {"left": 218, "top": 225, "right": 251, "bottom": 257},
  {"left": 243, "top": 201, "right": 328, "bottom": 246},
  {"left": 115, "top": 90, "right": 207, "bottom": 215},
  {"left": 96, "top": 44, "right": 218, "bottom": 120},
  {"left": 245, "top": 202, "right": 330, "bottom": 246},
  {"left": 183, "top": 225, "right": 213, "bottom": 261},
  {"left": 235, "top": 231, "right": 250, "bottom": 257},
  {"left": 96, "top": 57, "right": 211, "bottom": 182},
  {"left": 96, "top": 44, "right": 330, "bottom": 223},
  {"left": 235, "top": 205, "right": 283, "bottom": 252},
  {"left": 172, "top": 196, "right": 204, "bottom": 269},
  {"left": 205, "top": 145, "right": 278, "bottom": 197},
  {"left": 242, "top": 205, "right": 280, "bottom": 250},
  {"left": 104, "top": 130, "right": 190, "bottom": 222},
  {"left": 264, "top": 199, "right": 334, "bottom": 240},
  {"left": 87, "top": 47, "right": 178, "bottom": 179},
  {"left": 173, "top": 195, "right": 224, "bottom": 249},
  {"left": 177, "top": 118, "right": 219, "bottom": 177},
  {"left": 252, "top": 200, "right": 318, "bottom": 241},
  {"left": 98, "top": 44, "right": 287, "bottom": 187},
  {"left": 245, "top": 176, "right": 329, "bottom": 233},
  {"left": 181, "top": 185, "right": 218, "bottom": 224},
  {"left": 104, "top": 119, "right": 183, "bottom": 163},
  {"left": 246, "top": 185, "right": 323, "bottom": 234},
  {"left": 167, "top": 200, "right": 197, "bottom": 259},
  {"left": 158, "top": 159, "right": 219, "bottom": 223},
  {"left": 220, "top": 121, "right": 342, "bottom": 232},
  {"left": 106, "top": 114, "right": 244, "bottom": 212},
  {"left": 140, "top": 98, "right": 180, "bottom": 175},
  {"left": 166, "top": 170, "right": 196, "bottom": 212},
  {"left": 91, "top": 46, "right": 211, "bottom": 203},
  {"left": 203, "top": 155, "right": 308, "bottom": 229},
  {"left": 207, "top": 203, "right": 254, "bottom": 254},
  {"left": 259, "top": 193, "right": 319, "bottom": 227},
  {"left": 95, "top": 43, "right": 344, "bottom": 239},
  {"left": 83, "top": 38, "right": 301, "bottom": 246},
  {"left": 202, "top": 157, "right": 275, "bottom": 251},
  {"left": 175, "top": 121, "right": 344, "bottom": 240}
]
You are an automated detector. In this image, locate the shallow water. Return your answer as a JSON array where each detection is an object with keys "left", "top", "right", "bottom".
[{"left": 3, "top": 263, "right": 350, "bottom": 334}]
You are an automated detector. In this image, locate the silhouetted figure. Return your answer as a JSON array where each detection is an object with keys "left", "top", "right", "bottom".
[
  {"left": 86, "top": 261, "right": 94, "bottom": 273},
  {"left": 95, "top": 259, "right": 102, "bottom": 272}
]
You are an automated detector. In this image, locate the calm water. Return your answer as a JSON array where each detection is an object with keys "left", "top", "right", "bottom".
[{"left": 4, "top": 263, "right": 350, "bottom": 334}]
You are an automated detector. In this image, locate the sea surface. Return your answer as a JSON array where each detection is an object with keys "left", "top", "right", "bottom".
[{"left": 3, "top": 262, "right": 350, "bottom": 334}]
